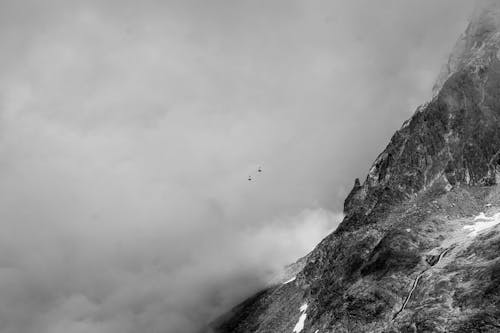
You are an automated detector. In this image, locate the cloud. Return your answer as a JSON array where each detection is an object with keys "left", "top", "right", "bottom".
[
  {"left": 0, "top": 73, "right": 342, "bottom": 332},
  {"left": 0, "top": 0, "right": 475, "bottom": 332}
]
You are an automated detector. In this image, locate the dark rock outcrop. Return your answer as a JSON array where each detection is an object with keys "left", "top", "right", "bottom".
[{"left": 211, "top": 3, "right": 500, "bottom": 332}]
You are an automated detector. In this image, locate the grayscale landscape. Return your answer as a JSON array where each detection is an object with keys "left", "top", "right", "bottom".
[{"left": 3, "top": 1, "right": 500, "bottom": 333}]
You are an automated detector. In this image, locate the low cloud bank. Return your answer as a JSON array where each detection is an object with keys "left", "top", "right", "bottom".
[
  {"left": 0, "top": 165, "right": 340, "bottom": 332},
  {"left": 0, "top": 93, "right": 341, "bottom": 333},
  {"left": 0, "top": 0, "right": 474, "bottom": 332}
]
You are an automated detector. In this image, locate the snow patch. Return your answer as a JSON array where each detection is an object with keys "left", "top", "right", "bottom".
[
  {"left": 474, "top": 212, "right": 488, "bottom": 221},
  {"left": 292, "top": 303, "right": 308, "bottom": 333},
  {"left": 292, "top": 312, "right": 306, "bottom": 333},
  {"left": 464, "top": 212, "right": 500, "bottom": 237},
  {"left": 406, "top": 228, "right": 411, "bottom": 233}
]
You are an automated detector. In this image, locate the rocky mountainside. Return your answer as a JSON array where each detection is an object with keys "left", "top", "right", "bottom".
[{"left": 210, "top": 3, "right": 500, "bottom": 332}]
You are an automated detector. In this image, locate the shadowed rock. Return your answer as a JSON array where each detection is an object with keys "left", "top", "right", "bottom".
[{"left": 210, "top": 3, "right": 500, "bottom": 332}]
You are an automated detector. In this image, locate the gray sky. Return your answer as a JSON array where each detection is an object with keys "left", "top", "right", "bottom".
[{"left": 0, "top": 1, "right": 474, "bottom": 332}]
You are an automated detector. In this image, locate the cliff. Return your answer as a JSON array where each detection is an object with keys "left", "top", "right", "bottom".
[{"left": 212, "top": 3, "right": 500, "bottom": 332}]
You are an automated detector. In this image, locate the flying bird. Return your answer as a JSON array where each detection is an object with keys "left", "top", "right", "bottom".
[{"left": 248, "top": 166, "right": 262, "bottom": 181}]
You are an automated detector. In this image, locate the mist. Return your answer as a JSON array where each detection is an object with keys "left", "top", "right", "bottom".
[{"left": 0, "top": 1, "right": 474, "bottom": 332}]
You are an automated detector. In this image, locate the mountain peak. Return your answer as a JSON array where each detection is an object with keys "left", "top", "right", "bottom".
[
  {"left": 468, "top": 0, "right": 500, "bottom": 41},
  {"left": 472, "top": 0, "right": 500, "bottom": 25},
  {"left": 212, "top": 4, "right": 500, "bottom": 332},
  {"left": 433, "top": 0, "right": 500, "bottom": 94}
]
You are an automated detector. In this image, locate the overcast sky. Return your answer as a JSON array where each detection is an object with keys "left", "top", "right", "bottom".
[{"left": 0, "top": 1, "right": 475, "bottom": 332}]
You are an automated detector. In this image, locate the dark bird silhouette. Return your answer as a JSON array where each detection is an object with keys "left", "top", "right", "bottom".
[
  {"left": 258, "top": 167, "right": 262, "bottom": 173},
  {"left": 248, "top": 176, "right": 252, "bottom": 181}
]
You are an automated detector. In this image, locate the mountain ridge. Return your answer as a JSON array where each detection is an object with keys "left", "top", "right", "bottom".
[{"left": 210, "top": 3, "right": 500, "bottom": 332}]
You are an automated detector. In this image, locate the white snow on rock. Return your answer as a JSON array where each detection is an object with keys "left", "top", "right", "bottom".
[
  {"left": 292, "top": 303, "right": 308, "bottom": 333},
  {"left": 474, "top": 212, "right": 488, "bottom": 221},
  {"left": 283, "top": 276, "right": 296, "bottom": 285},
  {"left": 292, "top": 312, "right": 307, "bottom": 332},
  {"left": 464, "top": 212, "right": 500, "bottom": 237}
]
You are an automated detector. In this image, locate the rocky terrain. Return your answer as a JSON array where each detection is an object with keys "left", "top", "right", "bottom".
[{"left": 210, "top": 2, "right": 500, "bottom": 332}]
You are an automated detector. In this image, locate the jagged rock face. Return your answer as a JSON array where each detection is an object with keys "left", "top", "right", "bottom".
[
  {"left": 211, "top": 3, "right": 500, "bottom": 333},
  {"left": 341, "top": 1, "right": 500, "bottom": 233},
  {"left": 434, "top": 0, "right": 500, "bottom": 94}
]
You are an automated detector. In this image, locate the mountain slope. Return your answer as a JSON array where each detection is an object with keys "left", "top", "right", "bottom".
[{"left": 211, "top": 3, "right": 500, "bottom": 332}]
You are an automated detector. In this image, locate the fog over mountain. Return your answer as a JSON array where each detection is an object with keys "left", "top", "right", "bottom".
[
  {"left": 0, "top": 1, "right": 475, "bottom": 332},
  {"left": 212, "top": 1, "right": 500, "bottom": 331}
]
